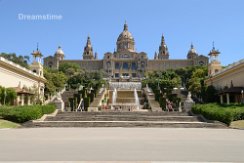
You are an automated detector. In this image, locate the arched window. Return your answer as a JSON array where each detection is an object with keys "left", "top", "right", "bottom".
[
  {"left": 123, "top": 62, "right": 129, "bottom": 70},
  {"left": 131, "top": 62, "right": 137, "bottom": 70},
  {"left": 48, "top": 61, "right": 53, "bottom": 68},
  {"left": 107, "top": 61, "right": 111, "bottom": 68},
  {"left": 115, "top": 62, "right": 120, "bottom": 69}
]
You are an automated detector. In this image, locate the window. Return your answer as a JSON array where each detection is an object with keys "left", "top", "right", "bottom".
[
  {"left": 131, "top": 62, "right": 137, "bottom": 70},
  {"left": 107, "top": 61, "right": 111, "bottom": 68},
  {"left": 123, "top": 62, "right": 129, "bottom": 70},
  {"left": 115, "top": 62, "right": 120, "bottom": 69},
  {"left": 199, "top": 61, "right": 204, "bottom": 66},
  {"left": 115, "top": 73, "right": 119, "bottom": 78}
]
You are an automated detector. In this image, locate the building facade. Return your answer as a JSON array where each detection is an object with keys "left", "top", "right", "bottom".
[
  {"left": 44, "top": 23, "right": 209, "bottom": 77},
  {"left": 0, "top": 47, "right": 46, "bottom": 105},
  {"left": 206, "top": 59, "right": 244, "bottom": 104}
]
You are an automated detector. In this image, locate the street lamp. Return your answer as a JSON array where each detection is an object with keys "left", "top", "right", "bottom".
[
  {"left": 241, "top": 90, "right": 244, "bottom": 104},
  {"left": 3, "top": 88, "right": 6, "bottom": 105}
]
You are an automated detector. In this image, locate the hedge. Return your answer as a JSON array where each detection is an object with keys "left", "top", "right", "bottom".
[
  {"left": 0, "top": 104, "right": 56, "bottom": 123},
  {"left": 41, "top": 104, "right": 56, "bottom": 114},
  {"left": 192, "top": 103, "right": 244, "bottom": 125}
]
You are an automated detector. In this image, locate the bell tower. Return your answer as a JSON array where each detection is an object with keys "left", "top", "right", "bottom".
[
  {"left": 30, "top": 43, "right": 44, "bottom": 77},
  {"left": 208, "top": 42, "right": 222, "bottom": 76},
  {"left": 158, "top": 34, "right": 169, "bottom": 60},
  {"left": 83, "top": 36, "right": 95, "bottom": 60}
]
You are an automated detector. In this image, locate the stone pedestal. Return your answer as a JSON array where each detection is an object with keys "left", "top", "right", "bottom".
[
  {"left": 184, "top": 92, "right": 195, "bottom": 112},
  {"left": 53, "top": 93, "right": 64, "bottom": 112}
]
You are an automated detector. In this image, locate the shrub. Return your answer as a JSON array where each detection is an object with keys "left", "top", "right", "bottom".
[
  {"left": 41, "top": 104, "right": 56, "bottom": 114},
  {"left": 192, "top": 103, "right": 244, "bottom": 125},
  {"left": 0, "top": 104, "right": 56, "bottom": 123}
]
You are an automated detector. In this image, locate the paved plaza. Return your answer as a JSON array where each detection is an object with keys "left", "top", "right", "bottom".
[{"left": 0, "top": 128, "right": 244, "bottom": 162}]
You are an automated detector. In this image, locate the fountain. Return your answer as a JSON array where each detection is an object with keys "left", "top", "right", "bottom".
[
  {"left": 134, "top": 88, "right": 140, "bottom": 110},
  {"left": 106, "top": 81, "right": 146, "bottom": 112},
  {"left": 109, "top": 82, "right": 141, "bottom": 90}
]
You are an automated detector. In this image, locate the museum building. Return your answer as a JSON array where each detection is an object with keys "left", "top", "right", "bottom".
[{"left": 44, "top": 22, "right": 209, "bottom": 77}]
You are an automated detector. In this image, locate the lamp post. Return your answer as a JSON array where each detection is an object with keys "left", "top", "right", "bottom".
[
  {"left": 3, "top": 88, "right": 6, "bottom": 105},
  {"left": 241, "top": 90, "right": 244, "bottom": 104}
]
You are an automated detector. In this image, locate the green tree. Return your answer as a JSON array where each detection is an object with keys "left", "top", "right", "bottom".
[
  {"left": 44, "top": 68, "right": 67, "bottom": 96},
  {"left": 188, "top": 67, "right": 208, "bottom": 101},
  {"left": 0, "top": 86, "right": 17, "bottom": 105},
  {"left": 0, "top": 53, "right": 29, "bottom": 68},
  {"left": 59, "top": 62, "right": 83, "bottom": 77},
  {"left": 203, "top": 85, "right": 218, "bottom": 103}
]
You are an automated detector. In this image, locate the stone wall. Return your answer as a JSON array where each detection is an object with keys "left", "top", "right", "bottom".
[
  {"left": 147, "top": 59, "right": 192, "bottom": 72},
  {"left": 60, "top": 60, "right": 103, "bottom": 71}
]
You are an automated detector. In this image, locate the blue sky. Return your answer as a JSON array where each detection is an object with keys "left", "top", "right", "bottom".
[{"left": 0, "top": 0, "right": 243, "bottom": 66}]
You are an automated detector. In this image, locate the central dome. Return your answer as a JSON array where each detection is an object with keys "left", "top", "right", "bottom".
[
  {"left": 117, "top": 23, "right": 134, "bottom": 41},
  {"left": 116, "top": 22, "right": 135, "bottom": 52}
]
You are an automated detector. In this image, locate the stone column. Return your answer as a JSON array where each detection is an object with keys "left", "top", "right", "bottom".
[
  {"left": 220, "top": 95, "right": 223, "bottom": 104},
  {"left": 21, "top": 94, "right": 24, "bottom": 106},
  {"left": 226, "top": 93, "right": 230, "bottom": 104},
  {"left": 17, "top": 95, "right": 20, "bottom": 106},
  {"left": 28, "top": 96, "right": 31, "bottom": 105}
]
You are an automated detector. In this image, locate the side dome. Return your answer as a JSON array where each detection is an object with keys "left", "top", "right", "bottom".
[
  {"left": 54, "top": 46, "right": 64, "bottom": 60},
  {"left": 116, "top": 22, "right": 135, "bottom": 52},
  {"left": 187, "top": 44, "right": 198, "bottom": 59}
]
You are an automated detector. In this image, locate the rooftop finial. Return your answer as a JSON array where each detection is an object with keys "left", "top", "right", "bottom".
[
  {"left": 37, "top": 42, "right": 39, "bottom": 51},
  {"left": 161, "top": 33, "right": 165, "bottom": 44},
  {"left": 212, "top": 41, "right": 215, "bottom": 50},
  {"left": 124, "top": 20, "right": 128, "bottom": 31},
  {"left": 191, "top": 42, "right": 194, "bottom": 49},
  {"left": 87, "top": 35, "right": 91, "bottom": 45}
]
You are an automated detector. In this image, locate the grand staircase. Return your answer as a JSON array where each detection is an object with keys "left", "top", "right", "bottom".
[{"left": 23, "top": 111, "right": 227, "bottom": 128}]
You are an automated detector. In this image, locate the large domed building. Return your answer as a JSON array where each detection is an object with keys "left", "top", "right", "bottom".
[{"left": 44, "top": 22, "right": 209, "bottom": 78}]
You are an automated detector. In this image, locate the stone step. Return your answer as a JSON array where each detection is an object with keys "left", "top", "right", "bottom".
[
  {"left": 57, "top": 111, "right": 190, "bottom": 117},
  {"left": 45, "top": 115, "right": 202, "bottom": 122},
  {"left": 23, "top": 121, "right": 227, "bottom": 128}
]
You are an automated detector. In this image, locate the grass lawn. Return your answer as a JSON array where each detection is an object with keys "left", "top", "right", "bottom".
[
  {"left": 230, "top": 120, "right": 244, "bottom": 129},
  {"left": 0, "top": 119, "right": 20, "bottom": 128}
]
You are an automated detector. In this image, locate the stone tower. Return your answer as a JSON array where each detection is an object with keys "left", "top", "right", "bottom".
[
  {"left": 83, "top": 36, "right": 95, "bottom": 60},
  {"left": 158, "top": 34, "right": 169, "bottom": 60},
  {"left": 208, "top": 43, "right": 222, "bottom": 76},
  {"left": 116, "top": 22, "right": 135, "bottom": 52}
]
